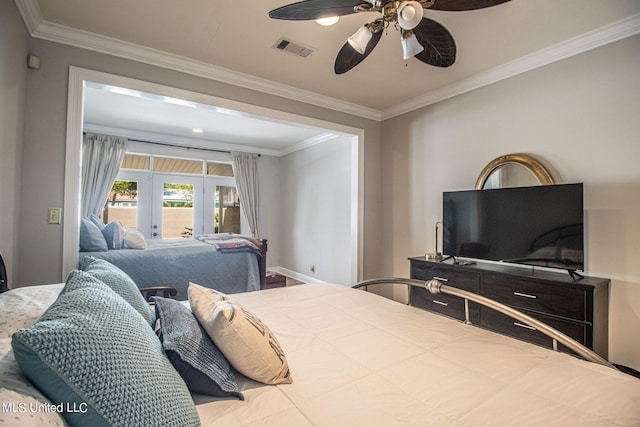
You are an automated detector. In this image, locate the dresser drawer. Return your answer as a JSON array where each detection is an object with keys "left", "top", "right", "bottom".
[
  {"left": 410, "top": 260, "right": 481, "bottom": 323},
  {"left": 410, "top": 263, "right": 480, "bottom": 291},
  {"left": 410, "top": 287, "right": 480, "bottom": 323},
  {"left": 482, "top": 275, "right": 587, "bottom": 321},
  {"left": 480, "top": 307, "right": 588, "bottom": 351}
]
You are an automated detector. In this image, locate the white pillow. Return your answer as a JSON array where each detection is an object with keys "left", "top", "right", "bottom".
[
  {"left": 123, "top": 230, "right": 147, "bottom": 249},
  {"left": 188, "top": 283, "right": 292, "bottom": 385}
]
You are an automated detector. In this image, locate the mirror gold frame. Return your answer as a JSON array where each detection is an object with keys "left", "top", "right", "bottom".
[{"left": 475, "top": 154, "right": 555, "bottom": 190}]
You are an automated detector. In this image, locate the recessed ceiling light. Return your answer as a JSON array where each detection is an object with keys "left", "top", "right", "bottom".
[
  {"left": 315, "top": 16, "right": 339, "bottom": 26},
  {"left": 192, "top": 128, "right": 203, "bottom": 133}
]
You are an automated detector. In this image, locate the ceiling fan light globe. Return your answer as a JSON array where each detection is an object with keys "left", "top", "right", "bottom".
[
  {"left": 315, "top": 16, "right": 339, "bottom": 26},
  {"left": 347, "top": 26, "right": 373, "bottom": 54},
  {"left": 397, "top": 1, "right": 424, "bottom": 30},
  {"left": 401, "top": 33, "right": 424, "bottom": 60}
]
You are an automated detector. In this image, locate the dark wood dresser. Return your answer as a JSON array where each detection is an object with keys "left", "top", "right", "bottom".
[{"left": 409, "top": 257, "right": 610, "bottom": 358}]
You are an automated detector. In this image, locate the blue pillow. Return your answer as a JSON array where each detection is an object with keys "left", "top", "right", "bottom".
[
  {"left": 102, "top": 220, "right": 125, "bottom": 249},
  {"left": 11, "top": 270, "right": 200, "bottom": 427},
  {"left": 81, "top": 256, "right": 155, "bottom": 326},
  {"left": 153, "top": 296, "right": 243, "bottom": 399},
  {"left": 89, "top": 214, "right": 105, "bottom": 231},
  {"left": 79, "top": 217, "right": 107, "bottom": 252}
]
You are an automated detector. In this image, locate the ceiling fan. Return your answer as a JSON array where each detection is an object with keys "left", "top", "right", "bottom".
[{"left": 269, "top": 0, "right": 511, "bottom": 74}]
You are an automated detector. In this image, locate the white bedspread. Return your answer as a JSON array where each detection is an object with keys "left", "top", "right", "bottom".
[
  {"left": 197, "top": 284, "right": 640, "bottom": 427},
  {"left": 2, "top": 283, "right": 639, "bottom": 426}
]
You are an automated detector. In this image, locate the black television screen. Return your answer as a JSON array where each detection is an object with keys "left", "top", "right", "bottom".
[{"left": 442, "top": 183, "right": 584, "bottom": 271}]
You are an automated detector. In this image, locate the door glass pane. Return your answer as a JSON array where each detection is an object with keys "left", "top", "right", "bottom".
[
  {"left": 215, "top": 186, "right": 240, "bottom": 234},
  {"left": 163, "top": 183, "right": 194, "bottom": 238},
  {"left": 104, "top": 180, "right": 138, "bottom": 229}
]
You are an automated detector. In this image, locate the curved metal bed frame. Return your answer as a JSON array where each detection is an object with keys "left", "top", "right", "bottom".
[{"left": 353, "top": 277, "right": 613, "bottom": 369}]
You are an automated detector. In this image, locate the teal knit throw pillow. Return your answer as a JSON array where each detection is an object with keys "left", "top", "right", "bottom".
[
  {"left": 80, "top": 256, "right": 155, "bottom": 326},
  {"left": 11, "top": 270, "right": 200, "bottom": 427}
]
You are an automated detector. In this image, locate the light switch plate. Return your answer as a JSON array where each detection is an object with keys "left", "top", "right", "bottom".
[{"left": 47, "top": 208, "right": 61, "bottom": 224}]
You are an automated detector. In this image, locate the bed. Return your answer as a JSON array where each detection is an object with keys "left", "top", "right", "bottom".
[
  {"left": 81, "top": 235, "right": 268, "bottom": 299},
  {"left": 2, "top": 273, "right": 639, "bottom": 426}
]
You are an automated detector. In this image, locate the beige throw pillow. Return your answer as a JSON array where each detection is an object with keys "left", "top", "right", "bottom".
[
  {"left": 188, "top": 282, "right": 229, "bottom": 305},
  {"left": 189, "top": 284, "right": 292, "bottom": 385}
]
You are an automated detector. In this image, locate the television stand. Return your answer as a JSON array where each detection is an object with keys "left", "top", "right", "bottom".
[
  {"left": 408, "top": 256, "right": 610, "bottom": 358},
  {"left": 438, "top": 255, "right": 475, "bottom": 265},
  {"left": 568, "top": 269, "right": 584, "bottom": 281}
]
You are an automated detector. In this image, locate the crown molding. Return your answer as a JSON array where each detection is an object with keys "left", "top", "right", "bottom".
[
  {"left": 17, "top": 1, "right": 381, "bottom": 122},
  {"left": 14, "top": 0, "right": 41, "bottom": 34},
  {"left": 83, "top": 124, "right": 284, "bottom": 157},
  {"left": 83, "top": 123, "right": 332, "bottom": 157},
  {"left": 381, "top": 12, "right": 640, "bottom": 120},
  {"left": 16, "top": 1, "right": 640, "bottom": 123},
  {"left": 279, "top": 133, "right": 340, "bottom": 157}
]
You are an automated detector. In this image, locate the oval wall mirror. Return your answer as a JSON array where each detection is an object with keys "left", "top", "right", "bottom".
[{"left": 475, "top": 154, "right": 555, "bottom": 190}]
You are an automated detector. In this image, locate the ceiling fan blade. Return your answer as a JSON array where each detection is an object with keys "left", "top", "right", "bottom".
[
  {"left": 269, "top": 0, "right": 359, "bottom": 20},
  {"left": 428, "top": 0, "right": 511, "bottom": 12},
  {"left": 413, "top": 17, "right": 456, "bottom": 67},
  {"left": 334, "top": 29, "right": 383, "bottom": 74}
]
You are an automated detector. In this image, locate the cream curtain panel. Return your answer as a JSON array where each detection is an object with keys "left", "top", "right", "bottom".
[
  {"left": 230, "top": 152, "right": 259, "bottom": 238},
  {"left": 81, "top": 133, "right": 127, "bottom": 217}
]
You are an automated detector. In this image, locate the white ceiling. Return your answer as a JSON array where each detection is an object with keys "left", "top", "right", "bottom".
[
  {"left": 17, "top": 0, "right": 640, "bottom": 151},
  {"left": 82, "top": 83, "right": 340, "bottom": 156}
]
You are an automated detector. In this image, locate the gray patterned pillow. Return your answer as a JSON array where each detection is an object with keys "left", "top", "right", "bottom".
[
  {"left": 153, "top": 296, "right": 243, "bottom": 399},
  {"left": 11, "top": 270, "right": 200, "bottom": 427},
  {"left": 81, "top": 256, "right": 155, "bottom": 326}
]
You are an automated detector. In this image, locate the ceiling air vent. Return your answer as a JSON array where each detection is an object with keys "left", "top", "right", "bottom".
[{"left": 273, "top": 38, "right": 315, "bottom": 58}]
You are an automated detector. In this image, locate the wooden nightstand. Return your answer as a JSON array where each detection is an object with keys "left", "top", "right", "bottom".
[{"left": 264, "top": 273, "right": 286, "bottom": 289}]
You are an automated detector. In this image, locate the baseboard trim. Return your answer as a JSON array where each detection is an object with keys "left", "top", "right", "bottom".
[{"left": 267, "top": 266, "right": 326, "bottom": 284}]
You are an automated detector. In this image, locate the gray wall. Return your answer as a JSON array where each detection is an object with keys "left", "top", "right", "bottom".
[
  {"left": 279, "top": 136, "right": 353, "bottom": 284},
  {"left": 16, "top": 37, "right": 382, "bottom": 285},
  {"left": 380, "top": 34, "right": 640, "bottom": 370},
  {"left": 0, "top": 1, "right": 29, "bottom": 288}
]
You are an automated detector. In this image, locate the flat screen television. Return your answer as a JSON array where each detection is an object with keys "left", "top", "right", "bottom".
[{"left": 442, "top": 183, "right": 584, "bottom": 271}]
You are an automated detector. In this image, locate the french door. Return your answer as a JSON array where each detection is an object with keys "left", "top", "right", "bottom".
[
  {"left": 109, "top": 171, "right": 245, "bottom": 240},
  {"left": 150, "top": 175, "right": 245, "bottom": 239},
  {"left": 204, "top": 176, "right": 244, "bottom": 235},
  {"left": 151, "top": 175, "right": 203, "bottom": 239}
]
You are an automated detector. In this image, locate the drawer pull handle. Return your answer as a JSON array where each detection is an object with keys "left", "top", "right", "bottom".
[
  {"left": 514, "top": 292, "right": 537, "bottom": 299},
  {"left": 433, "top": 300, "right": 448, "bottom": 307},
  {"left": 514, "top": 322, "right": 537, "bottom": 331},
  {"left": 432, "top": 276, "right": 449, "bottom": 282}
]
